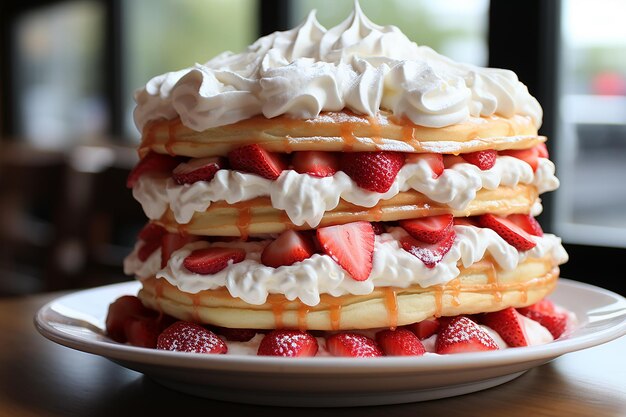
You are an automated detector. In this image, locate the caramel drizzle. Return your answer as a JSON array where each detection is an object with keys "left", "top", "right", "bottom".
[
  {"left": 383, "top": 288, "right": 399, "bottom": 330},
  {"left": 165, "top": 119, "right": 182, "bottom": 156},
  {"left": 367, "top": 115, "right": 383, "bottom": 146},
  {"left": 339, "top": 123, "right": 358, "bottom": 151},
  {"left": 297, "top": 305, "right": 310, "bottom": 331}
]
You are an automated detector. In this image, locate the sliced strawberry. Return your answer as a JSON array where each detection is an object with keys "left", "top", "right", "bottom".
[
  {"left": 124, "top": 317, "right": 160, "bottom": 348},
  {"left": 518, "top": 301, "right": 567, "bottom": 339},
  {"left": 138, "top": 223, "right": 167, "bottom": 241},
  {"left": 316, "top": 221, "right": 375, "bottom": 281},
  {"left": 183, "top": 247, "right": 246, "bottom": 275},
  {"left": 442, "top": 154, "right": 466, "bottom": 169},
  {"left": 399, "top": 214, "right": 454, "bottom": 244},
  {"left": 261, "top": 230, "right": 315, "bottom": 268},
  {"left": 400, "top": 229, "right": 456, "bottom": 268},
  {"left": 161, "top": 233, "right": 199, "bottom": 268},
  {"left": 257, "top": 329, "right": 318, "bottom": 357},
  {"left": 499, "top": 147, "right": 539, "bottom": 171},
  {"left": 535, "top": 142, "right": 549, "bottom": 158},
  {"left": 212, "top": 327, "right": 258, "bottom": 342},
  {"left": 291, "top": 151, "right": 339, "bottom": 177},
  {"left": 126, "top": 151, "right": 181, "bottom": 188},
  {"left": 340, "top": 151, "right": 405, "bottom": 193},
  {"left": 157, "top": 321, "right": 227, "bottom": 354},
  {"left": 506, "top": 213, "right": 543, "bottom": 237},
  {"left": 375, "top": 328, "right": 426, "bottom": 356},
  {"left": 172, "top": 156, "right": 225, "bottom": 185},
  {"left": 435, "top": 316, "right": 499, "bottom": 354},
  {"left": 405, "top": 153, "right": 444, "bottom": 178},
  {"left": 461, "top": 150, "right": 497, "bottom": 170},
  {"left": 407, "top": 318, "right": 440, "bottom": 340},
  {"left": 478, "top": 213, "right": 537, "bottom": 251},
  {"left": 518, "top": 308, "right": 567, "bottom": 339},
  {"left": 326, "top": 332, "right": 383, "bottom": 357},
  {"left": 228, "top": 144, "right": 287, "bottom": 180},
  {"left": 105, "top": 295, "right": 156, "bottom": 343},
  {"left": 480, "top": 307, "right": 530, "bottom": 347},
  {"left": 137, "top": 239, "right": 162, "bottom": 262}
]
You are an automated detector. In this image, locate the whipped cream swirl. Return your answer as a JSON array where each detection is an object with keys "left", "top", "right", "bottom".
[{"left": 134, "top": 3, "right": 542, "bottom": 131}]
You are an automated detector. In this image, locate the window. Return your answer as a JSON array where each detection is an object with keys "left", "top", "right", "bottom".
[
  {"left": 12, "top": 0, "right": 106, "bottom": 149},
  {"left": 122, "top": 0, "right": 259, "bottom": 139},
  {"left": 555, "top": 0, "right": 626, "bottom": 248}
]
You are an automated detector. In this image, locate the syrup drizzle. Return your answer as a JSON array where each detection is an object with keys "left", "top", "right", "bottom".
[
  {"left": 339, "top": 123, "right": 358, "bottom": 151},
  {"left": 383, "top": 287, "right": 399, "bottom": 329},
  {"left": 297, "top": 305, "right": 310, "bottom": 331},
  {"left": 165, "top": 119, "right": 181, "bottom": 156}
]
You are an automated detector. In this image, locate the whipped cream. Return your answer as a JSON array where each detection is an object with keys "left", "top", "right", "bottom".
[
  {"left": 133, "top": 156, "right": 559, "bottom": 227},
  {"left": 133, "top": 3, "right": 541, "bottom": 132},
  {"left": 124, "top": 225, "right": 568, "bottom": 307}
]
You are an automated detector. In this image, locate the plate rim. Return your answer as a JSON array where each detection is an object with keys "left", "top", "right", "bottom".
[{"left": 34, "top": 277, "right": 626, "bottom": 374}]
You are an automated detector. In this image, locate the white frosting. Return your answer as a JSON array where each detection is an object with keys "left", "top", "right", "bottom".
[
  {"left": 124, "top": 225, "right": 568, "bottom": 307},
  {"left": 132, "top": 156, "right": 559, "bottom": 227},
  {"left": 133, "top": 3, "right": 542, "bottom": 132}
]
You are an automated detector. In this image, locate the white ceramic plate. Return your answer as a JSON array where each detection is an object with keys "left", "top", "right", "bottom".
[{"left": 35, "top": 278, "right": 626, "bottom": 407}]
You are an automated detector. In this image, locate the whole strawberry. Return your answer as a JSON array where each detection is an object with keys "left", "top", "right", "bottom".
[{"left": 156, "top": 321, "right": 227, "bottom": 354}]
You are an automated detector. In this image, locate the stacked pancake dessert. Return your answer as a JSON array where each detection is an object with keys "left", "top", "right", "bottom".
[{"left": 107, "top": 4, "right": 572, "bottom": 357}]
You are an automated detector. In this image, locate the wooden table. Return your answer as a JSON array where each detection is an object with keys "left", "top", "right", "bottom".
[{"left": 1, "top": 292, "right": 625, "bottom": 417}]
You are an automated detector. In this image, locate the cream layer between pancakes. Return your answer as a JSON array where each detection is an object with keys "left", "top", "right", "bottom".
[{"left": 124, "top": 225, "right": 568, "bottom": 307}]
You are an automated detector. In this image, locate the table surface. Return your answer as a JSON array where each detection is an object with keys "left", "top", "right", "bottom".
[{"left": 1, "top": 291, "right": 625, "bottom": 417}]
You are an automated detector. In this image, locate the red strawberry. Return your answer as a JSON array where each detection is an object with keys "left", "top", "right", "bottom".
[
  {"left": 340, "top": 151, "right": 405, "bottom": 193},
  {"left": 407, "top": 318, "right": 440, "bottom": 340},
  {"left": 257, "top": 329, "right": 318, "bottom": 357},
  {"left": 405, "top": 153, "right": 444, "bottom": 178},
  {"left": 291, "top": 151, "right": 339, "bottom": 177},
  {"left": 506, "top": 213, "right": 543, "bottom": 237},
  {"left": 137, "top": 223, "right": 167, "bottom": 261},
  {"left": 326, "top": 332, "right": 383, "bottom": 357},
  {"left": 124, "top": 317, "right": 160, "bottom": 348},
  {"left": 400, "top": 229, "right": 456, "bottom": 268},
  {"left": 137, "top": 239, "right": 162, "bottom": 262},
  {"left": 228, "top": 144, "right": 287, "bottom": 180},
  {"left": 517, "top": 308, "right": 567, "bottom": 339},
  {"left": 499, "top": 147, "right": 539, "bottom": 171},
  {"left": 161, "top": 233, "right": 199, "bottom": 268},
  {"left": 157, "top": 321, "right": 228, "bottom": 354},
  {"left": 461, "top": 150, "right": 497, "bottom": 170},
  {"left": 535, "top": 142, "right": 549, "bottom": 158},
  {"left": 316, "top": 221, "right": 375, "bottom": 281},
  {"left": 442, "top": 154, "right": 466, "bottom": 169},
  {"left": 261, "top": 230, "right": 316, "bottom": 268},
  {"left": 105, "top": 295, "right": 156, "bottom": 343},
  {"left": 375, "top": 328, "right": 426, "bottom": 356},
  {"left": 399, "top": 214, "right": 454, "bottom": 244},
  {"left": 126, "top": 151, "right": 181, "bottom": 188},
  {"left": 138, "top": 223, "right": 167, "bottom": 241},
  {"left": 213, "top": 327, "right": 258, "bottom": 342},
  {"left": 183, "top": 247, "right": 246, "bottom": 275},
  {"left": 478, "top": 213, "right": 537, "bottom": 251},
  {"left": 518, "top": 300, "right": 567, "bottom": 339},
  {"left": 480, "top": 307, "right": 530, "bottom": 347},
  {"left": 172, "top": 156, "right": 225, "bottom": 185},
  {"left": 435, "top": 316, "right": 499, "bottom": 354}
]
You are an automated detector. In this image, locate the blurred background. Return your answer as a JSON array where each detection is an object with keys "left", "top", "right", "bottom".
[{"left": 0, "top": 0, "right": 624, "bottom": 296}]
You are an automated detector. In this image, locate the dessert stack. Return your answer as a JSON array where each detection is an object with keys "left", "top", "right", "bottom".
[{"left": 107, "top": 3, "right": 571, "bottom": 357}]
